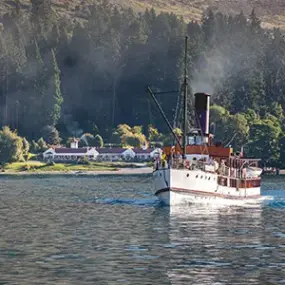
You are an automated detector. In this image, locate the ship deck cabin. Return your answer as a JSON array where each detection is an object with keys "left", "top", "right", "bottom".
[{"left": 157, "top": 138, "right": 262, "bottom": 182}]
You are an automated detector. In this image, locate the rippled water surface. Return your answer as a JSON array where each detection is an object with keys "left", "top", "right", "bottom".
[{"left": 0, "top": 175, "right": 284, "bottom": 284}]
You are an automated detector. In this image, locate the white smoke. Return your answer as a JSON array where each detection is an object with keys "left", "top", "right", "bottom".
[
  {"left": 63, "top": 114, "right": 83, "bottom": 138},
  {"left": 191, "top": 50, "right": 228, "bottom": 95}
]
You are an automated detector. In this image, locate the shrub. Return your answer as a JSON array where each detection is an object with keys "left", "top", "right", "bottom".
[
  {"left": 22, "top": 164, "right": 30, "bottom": 171},
  {"left": 0, "top": 126, "right": 24, "bottom": 163},
  {"left": 46, "top": 160, "right": 55, "bottom": 166},
  {"left": 78, "top": 156, "right": 90, "bottom": 165}
]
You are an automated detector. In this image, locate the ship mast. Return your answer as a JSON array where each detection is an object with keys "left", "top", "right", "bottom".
[
  {"left": 146, "top": 36, "right": 189, "bottom": 154},
  {"left": 182, "top": 36, "right": 188, "bottom": 159}
]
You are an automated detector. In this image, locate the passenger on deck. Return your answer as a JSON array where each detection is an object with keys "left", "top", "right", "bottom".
[
  {"left": 191, "top": 157, "right": 197, "bottom": 170},
  {"left": 161, "top": 152, "right": 166, "bottom": 168},
  {"left": 220, "top": 160, "right": 226, "bottom": 175},
  {"left": 208, "top": 156, "right": 214, "bottom": 165}
]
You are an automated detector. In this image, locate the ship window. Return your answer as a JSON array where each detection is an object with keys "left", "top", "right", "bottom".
[
  {"left": 208, "top": 177, "right": 211, "bottom": 180},
  {"left": 201, "top": 176, "right": 203, "bottom": 179},
  {"left": 187, "top": 174, "right": 190, "bottom": 177},
  {"left": 196, "top": 175, "right": 198, "bottom": 178},
  {"left": 205, "top": 176, "right": 207, "bottom": 179}
]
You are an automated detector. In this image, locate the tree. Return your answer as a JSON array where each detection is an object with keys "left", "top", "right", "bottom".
[
  {"left": 132, "top": 125, "right": 143, "bottom": 135},
  {"left": 162, "top": 128, "right": 182, "bottom": 146},
  {"left": 148, "top": 125, "right": 161, "bottom": 141},
  {"left": 110, "top": 131, "right": 121, "bottom": 145},
  {"left": 48, "top": 49, "right": 63, "bottom": 126},
  {"left": 22, "top": 137, "right": 30, "bottom": 160},
  {"left": 270, "top": 102, "right": 284, "bottom": 122},
  {"left": 41, "top": 125, "right": 61, "bottom": 145},
  {"left": 37, "top": 137, "right": 48, "bottom": 152},
  {"left": 125, "top": 133, "right": 146, "bottom": 148},
  {"left": 209, "top": 105, "right": 230, "bottom": 144},
  {"left": 279, "top": 135, "right": 285, "bottom": 167},
  {"left": 30, "top": 140, "right": 39, "bottom": 154},
  {"left": 226, "top": 114, "right": 249, "bottom": 149},
  {"left": 94, "top": 134, "right": 104, "bottom": 147},
  {"left": 30, "top": 0, "right": 56, "bottom": 40},
  {"left": 247, "top": 120, "right": 281, "bottom": 165},
  {"left": 0, "top": 126, "right": 23, "bottom": 163},
  {"left": 243, "top": 108, "right": 259, "bottom": 126}
]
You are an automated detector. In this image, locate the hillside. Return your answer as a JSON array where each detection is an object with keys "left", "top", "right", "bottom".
[
  {"left": 1, "top": 0, "right": 285, "bottom": 29},
  {"left": 126, "top": 0, "right": 285, "bottom": 29}
]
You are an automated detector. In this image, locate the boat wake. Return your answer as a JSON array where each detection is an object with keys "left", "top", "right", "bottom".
[
  {"left": 94, "top": 197, "right": 161, "bottom": 207},
  {"left": 261, "top": 191, "right": 285, "bottom": 209},
  {"left": 263, "top": 196, "right": 285, "bottom": 209},
  {"left": 92, "top": 195, "right": 285, "bottom": 209}
]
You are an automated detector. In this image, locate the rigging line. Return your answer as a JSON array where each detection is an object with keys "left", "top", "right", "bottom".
[
  {"left": 153, "top": 90, "right": 179, "bottom": 95},
  {"left": 147, "top": 86, "right": 183, "bottom": 150},
  {"left": 173, "top": 83, "right": 185, "bottom": 126},
  {"left": 224, "top": 133, "right": 237, "bottom": 147},
  {"left": 147, "top": 98, "right": 153, "bottom": 125}
]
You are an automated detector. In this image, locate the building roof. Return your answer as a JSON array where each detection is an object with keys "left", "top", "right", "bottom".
[
  {"left": 132, "top": 148, "right": 154, "bottom": 154},
  {"left": 54, "top": 148, "right": 89, "bottom": 154},
  {"left": 97, "top": 148, "right": 127, "bottom": 154}
]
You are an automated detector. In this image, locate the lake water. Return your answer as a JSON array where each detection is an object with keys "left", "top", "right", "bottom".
[{"left": 0, "top": 175, "right": 284, "bottom": 284}]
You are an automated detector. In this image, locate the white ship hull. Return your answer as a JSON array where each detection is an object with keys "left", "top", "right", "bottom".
[{"left": 153, "top": 168, "right": 261, "bottom": 206}]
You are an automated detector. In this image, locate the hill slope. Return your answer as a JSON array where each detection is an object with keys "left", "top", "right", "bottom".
[
  {"left": 0, "top": 0, "right": 285, "bottom": 29},
  {"left": 123, "top": 0, "right": 285, "bottom": 29}
]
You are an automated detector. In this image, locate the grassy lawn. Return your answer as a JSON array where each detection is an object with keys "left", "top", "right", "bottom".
[{"left": 2, "top": 160, "right": 120, "bottom": 173}]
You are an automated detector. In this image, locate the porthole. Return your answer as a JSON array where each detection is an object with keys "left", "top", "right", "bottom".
[
  {"left": 201, "top": 176, "right": 203, "bottom": 179},
  {"left": 187, "top": 174, "right": 190, "bottom": 177},
  {"left": 208, "top": 177, "right": 210, "bottom": 180},
  {"left": 196, "top": 175, "right": 198, "bottom": 178}
]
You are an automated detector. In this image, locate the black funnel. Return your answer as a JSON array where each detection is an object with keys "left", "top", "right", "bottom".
[{"left": 194, "top": 93, "right": 210, "bottom": 135}]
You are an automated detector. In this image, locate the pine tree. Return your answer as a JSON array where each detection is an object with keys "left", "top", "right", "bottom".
[{"left": 48, "top": 49, "right": 63, "bottom": 126}]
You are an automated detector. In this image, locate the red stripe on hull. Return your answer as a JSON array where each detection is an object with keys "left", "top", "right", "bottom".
[{"left": 155, "top": 187, "right": 261, "bottom": 200}]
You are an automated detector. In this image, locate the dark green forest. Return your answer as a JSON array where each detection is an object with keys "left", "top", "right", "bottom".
[{"left": 0, "top": 0, "right": 285, "bottom": 165}]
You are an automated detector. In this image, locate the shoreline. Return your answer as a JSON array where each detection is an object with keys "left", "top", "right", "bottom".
[
  {"left": 0, "top": 167, "right": 153, "bottom": 176},
  {"left": 0, "top": 166, "right": 284, "bottom": 177}
]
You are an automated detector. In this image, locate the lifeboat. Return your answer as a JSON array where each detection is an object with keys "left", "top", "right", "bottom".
[{"left": 246, "top": 167, "right": 263, "bottom": 177}]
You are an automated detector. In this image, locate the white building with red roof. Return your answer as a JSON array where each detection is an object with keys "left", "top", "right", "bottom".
[
  {"left": 43, "top": 147, "right": 99, "bottom": 162},
  {"left": 132, "top": 148, "right": 162, "bottom": 161},
  {"left": 43, "top": 138, "right": 162, "bottom": 162},
  {"left": 96, "top": 148, "right": 135, "bottom": 161},
  {"left": 43, "top": 139, "right": 99, "bottom": 161}
]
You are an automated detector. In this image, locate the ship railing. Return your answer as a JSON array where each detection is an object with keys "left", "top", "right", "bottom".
[{"left": 153, "top": 158, "right": 261, "bottom": 179}]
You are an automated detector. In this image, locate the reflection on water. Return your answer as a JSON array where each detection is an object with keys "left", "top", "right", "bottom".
[{"left": 0, "top": 175, "right": 284, "bottom": 284}]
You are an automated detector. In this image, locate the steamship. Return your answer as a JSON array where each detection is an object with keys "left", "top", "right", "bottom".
[{"left": 147, "top": 37, "right": 262, "bottom": 206}]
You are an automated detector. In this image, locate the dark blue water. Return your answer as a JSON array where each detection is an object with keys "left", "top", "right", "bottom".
[{"left": 0, "top": 175, "right": 284, "bottom": 284}]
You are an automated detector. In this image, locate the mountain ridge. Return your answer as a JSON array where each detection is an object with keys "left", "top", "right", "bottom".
[{"left": 0, "top": 0, "right": 284, "bottom": 29}]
